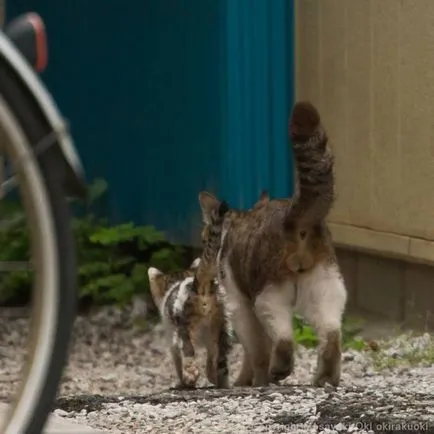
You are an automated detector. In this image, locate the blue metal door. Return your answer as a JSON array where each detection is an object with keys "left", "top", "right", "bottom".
[
  {"left": 7, "top": 0, "right": 294, "bottom": 245},
  {"left": 222, "top": 0, "right": 295, "bottom": 209}
]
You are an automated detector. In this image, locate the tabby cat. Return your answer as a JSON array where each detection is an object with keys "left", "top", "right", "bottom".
[
  {"left": 195, "top": 101, "right": 347, "bottom": 388},
  {"left": 147, "top": 258, "right": 232, "bottom": 389}
]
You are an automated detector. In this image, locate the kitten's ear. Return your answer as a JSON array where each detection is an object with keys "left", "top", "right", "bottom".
[
  {"left": 190, "top": 257, "right": 201, "bottom": 269},
  {"left": 148, "top": 267, "right": 163, "bottom": 281},
  {"left": 198, "top": 191, "right": 221, "bottom": 224},
  {"left": 147, "top": 267, "right": 166, "bottom": 309}
]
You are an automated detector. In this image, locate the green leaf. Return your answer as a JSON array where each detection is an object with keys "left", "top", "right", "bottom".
[
  {"left": 89, "top": 222, "right": 138, "bottom": 245},
  {"left": 136, "top": 226, "right": 166, "bottom": 249},
  {"left": 150, "top": 247, "right": 183, "bottom": 271},
  {"left": 344, "top": 337, "right": 366, "bottom": 351},
  {"left": 0, "top": 183, "right": 186, "bottom": 308},
  {"left": 131, "top": 263, "right": 150, "bottom": 293},
  {"left": 79, "top": 261, "right": 112, "bottom": 278}
]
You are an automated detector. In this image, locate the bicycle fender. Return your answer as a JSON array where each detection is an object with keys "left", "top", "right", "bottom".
[{"left": 0, "top": 30, "right": 87, "bottom": 198}]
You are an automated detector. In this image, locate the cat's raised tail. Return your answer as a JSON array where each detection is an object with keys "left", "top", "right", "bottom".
[{"left": 284, "top": 101, "right": 335, "bottom": 230}]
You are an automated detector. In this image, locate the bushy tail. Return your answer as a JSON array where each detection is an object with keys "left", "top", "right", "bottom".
[{"left": 284, "top": 101, "right": 335, "bottom": 230}]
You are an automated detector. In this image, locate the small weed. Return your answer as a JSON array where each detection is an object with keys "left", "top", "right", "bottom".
[
  {"left": 371, "top": 332, "right": 434, "bottom": 370},
  {"left": 293, "top": 314, "right": 367, "bottom": 351},
  {"left": 0, "top": 178, "right": 185, "bottom": 307}
]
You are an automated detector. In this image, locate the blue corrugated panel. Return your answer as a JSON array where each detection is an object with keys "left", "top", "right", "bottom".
[
  {"left": 7, "top": 0, "right": 294, "bottom": 245},
  {"left": 222, "top": 0, "right": 294, "bottom": 209}
]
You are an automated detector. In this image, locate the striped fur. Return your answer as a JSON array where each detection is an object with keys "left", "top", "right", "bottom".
[
  {"left": 284, "top": 101, "right": 335, "bottom": 230},
  {"left": 148, "top": 258, "right": 232, "bottom": 389}
]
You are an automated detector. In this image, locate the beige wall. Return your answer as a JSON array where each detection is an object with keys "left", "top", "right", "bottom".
[{"left": 296, "top": 0, "right": 434, "bottom": 263}]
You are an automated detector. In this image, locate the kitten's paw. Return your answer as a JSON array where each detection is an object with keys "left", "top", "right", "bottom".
[
  {"left": 269, "top": 339, "right": 294, "bottom": 382},
  {"left": 182, "top": 363, "right": 199, "bottom": 388}
]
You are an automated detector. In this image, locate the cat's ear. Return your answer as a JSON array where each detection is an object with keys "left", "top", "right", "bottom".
[
  {"left": 198, "top": 191, "right": 221, "bottom": 224},
  {"left": 252, "top": 190, "right": 269, "bottom": 209},
  {"left": 259, "top": 190, "right": 269, "bottom": 202}
]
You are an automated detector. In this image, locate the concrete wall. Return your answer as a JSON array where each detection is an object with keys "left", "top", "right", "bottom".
[
  {"left": 296, "top": 0, "right": 434, "bottom": 264},
  {"left": 295, "top": 0, "right": 434, "bottom": 328},
  {"left": 338, "top": 248, "right": 434, "bottom": 330}
]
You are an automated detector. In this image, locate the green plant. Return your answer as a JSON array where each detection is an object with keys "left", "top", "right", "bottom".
[
  {"left": 0, "top": 178, "right": 185, "bottom": 306},
  {"left": 293, "top": 314, "right": 367, "bottom": 350}
]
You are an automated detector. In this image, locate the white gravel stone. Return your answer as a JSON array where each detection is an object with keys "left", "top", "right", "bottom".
[{"left": 0, "top": 306, "right": 433, "bottom": 433}]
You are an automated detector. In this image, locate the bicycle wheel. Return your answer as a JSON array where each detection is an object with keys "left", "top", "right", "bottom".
[{"left": 0, "top": 18, "right": 83, "bottom": 434}]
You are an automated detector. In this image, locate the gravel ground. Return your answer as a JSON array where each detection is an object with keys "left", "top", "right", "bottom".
[{"left": 1, "top": 305, "right": 433, "bottom": 433}]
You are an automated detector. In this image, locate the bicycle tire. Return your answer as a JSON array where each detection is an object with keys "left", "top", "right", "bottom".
[{"left": 0, "top": 44, "right": 77, "bottom": 434}]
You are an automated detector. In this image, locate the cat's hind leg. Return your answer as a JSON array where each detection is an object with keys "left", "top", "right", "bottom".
[
  {"left": 296, "top": 262, "right": 347, "bottom": 387},
  {"left": 254, "top": 280, "right": 296, "bottom": 383}
]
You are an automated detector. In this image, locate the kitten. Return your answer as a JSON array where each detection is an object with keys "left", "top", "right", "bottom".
[
  {"left": 147, "top": 258, "right": 232, "bottom": 389},
  {"left": 196, "top": 101, "right": 347, "bottom": 388}
]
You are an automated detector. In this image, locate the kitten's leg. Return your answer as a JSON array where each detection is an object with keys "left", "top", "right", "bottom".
[
  {"left": 296, "top": 262, "right": 347, "bottom": 387},
  {"left": 166, "top": 325, "right": 184, "bottom": 388},
  {"left": 170, "top": 343, "right": 184, "bottom": 387},
  {"left": 254, "top": 281, "right": 296, "bottom": 383},
  {"left": 176, "top": 326, "right": 199, "bottom": 388}
]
